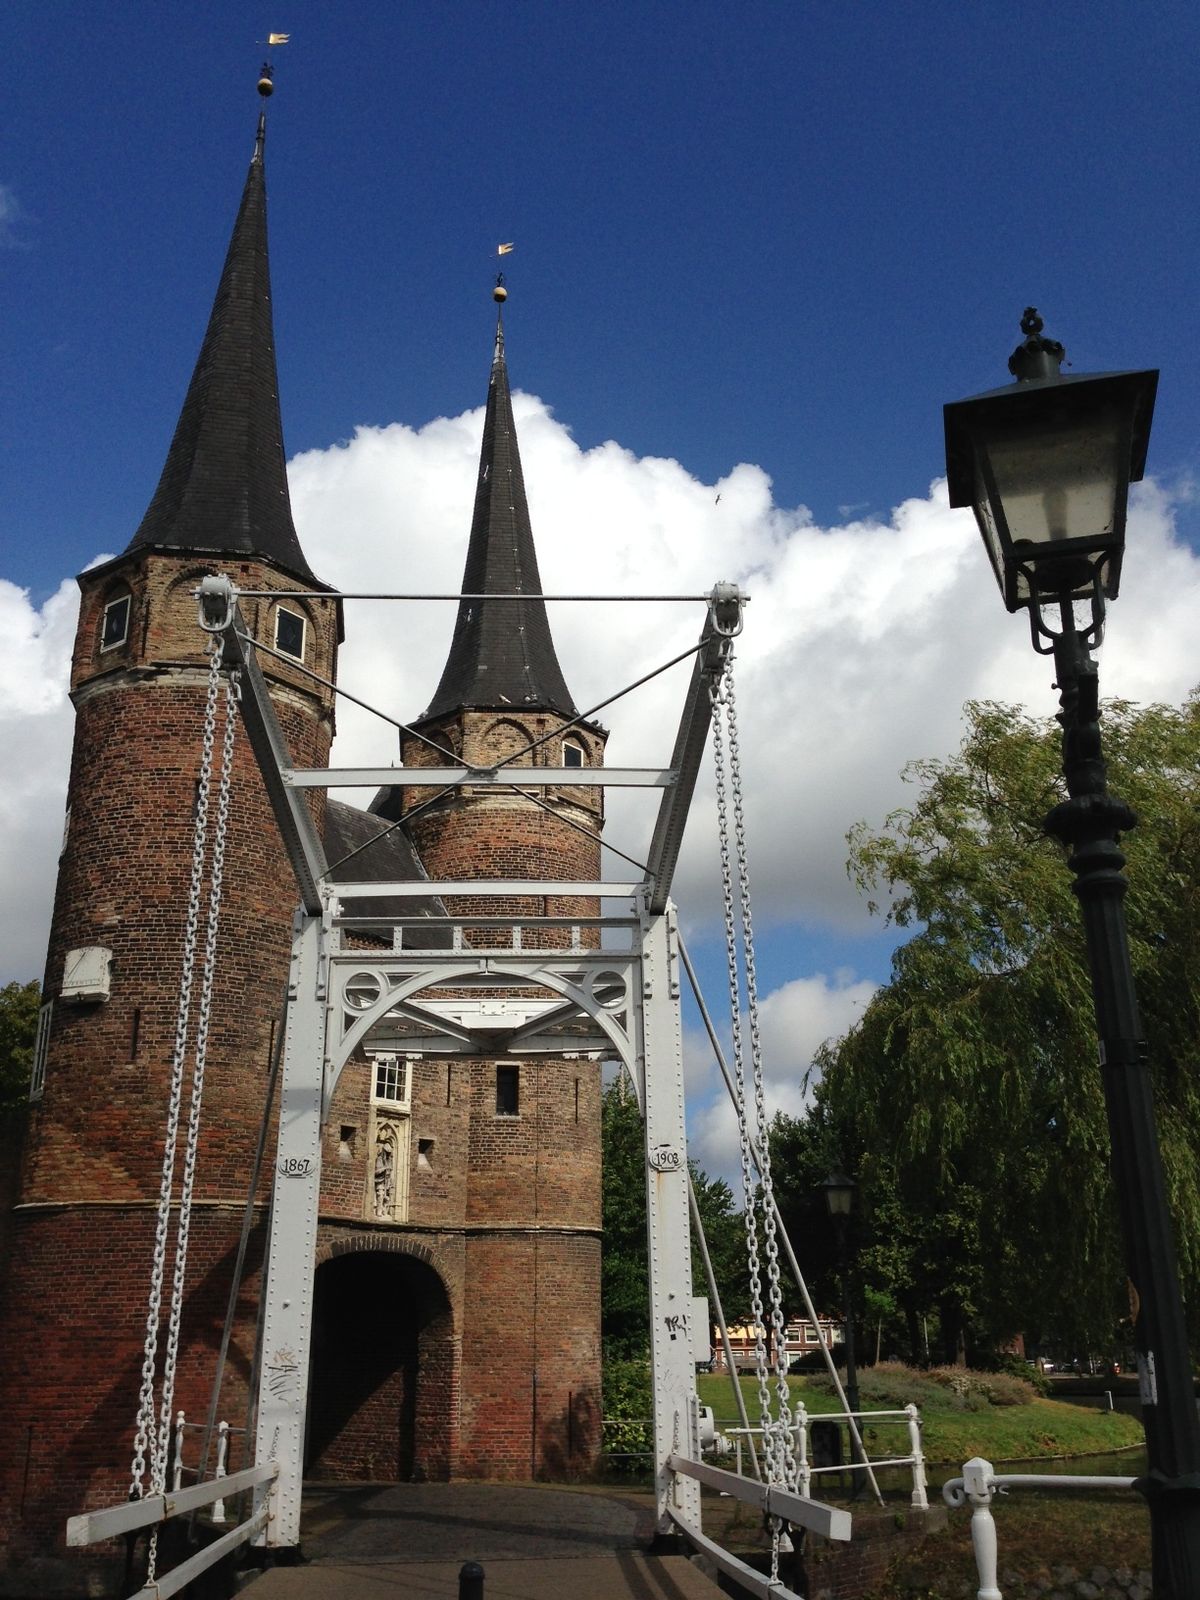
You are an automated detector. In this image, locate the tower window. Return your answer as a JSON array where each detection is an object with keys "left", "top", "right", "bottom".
[
  {"left": 495, "top": 1064, "right": 519, "bottom": 1117},
  {"left": 101, "top": 594, "right": 131, "bottom": 651},
  {"left": 562, "top": 739, "right": 585, "bottom": 768},
  {"left": 275, "top": 607, "right": 305, "bottom": 660},
  {"left": 372, "top": 1055, "right": 410, "bottom": 1108},
  {"left": 30, "top": 1002, "right": 51, "bottom": 1100}
]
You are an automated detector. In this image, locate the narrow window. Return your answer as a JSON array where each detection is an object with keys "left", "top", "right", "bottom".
[
  {"left": 129, "top": 1007, "right": 141, "bottom": 1061},
  {"left": 274, "top": 606, "right": 305, "bottom": 660},
  {"left": 30, "top": 1002, "right": 51, "bottom": 1100},
  {"left": 373, "top": 1055, "right": 407, "bottom": 1105},
  {"left": 417, "top": 1138, "right": 434, "bottom": 1170},
  {"left": 495, "top": 1064, "right": 519, "bottom": 1117},
  {"left": 574, "top": 1077, "right": 580, "bottom": 1124},
  {"left": 101, "top": 594, "right": 131, "bottom": 651},
  {"left": 562, "top": 739, "right": 585, "bottom": 769}
]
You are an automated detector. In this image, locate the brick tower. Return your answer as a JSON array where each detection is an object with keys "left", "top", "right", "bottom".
[
  {"left": 308, "top": 290, "right": 608, "bottom": 1481},
  {"left": 0, "top": 107, "right": 339, "bottom": 1591}
]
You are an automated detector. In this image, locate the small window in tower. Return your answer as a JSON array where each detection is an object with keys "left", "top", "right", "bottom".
[
  {"left": 30, "top": 1002, "right": 51, "bottom": 1100},
  {"left": 372, "top": 1055, "right": 410, "bottom": 1108},
  {"left": 562, "top": 739, "right": 585, "bottom": 768},
  {"left": 275, "top": 607, "right": 305, "bottom": 660},
  {"left": 101, "top": 594, "right": 131, "bottom": 651},
  {"left": 495, "top": 1064, "right": 519, "bottom": 1117}
]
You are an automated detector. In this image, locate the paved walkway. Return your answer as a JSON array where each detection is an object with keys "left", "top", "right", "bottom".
[{"left": 245, "top": 1484, "right": 727, "bottom": 1600}]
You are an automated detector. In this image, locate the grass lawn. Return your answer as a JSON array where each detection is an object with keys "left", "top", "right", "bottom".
[{"left": 696, "top": 1372, "right": 1143, "bottom": 1465}]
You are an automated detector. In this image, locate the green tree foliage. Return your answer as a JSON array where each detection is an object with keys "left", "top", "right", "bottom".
[
  {"left": 601, "top": 1076, "right": 751, "bottom": 1359},
  {"left": 811, "top": 694, "right": 1200, "bottom": 1358},
  {"left": 0, "top": 980, "right": 40, "bottom": 1115}
]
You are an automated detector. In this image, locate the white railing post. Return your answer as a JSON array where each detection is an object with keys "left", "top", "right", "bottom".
[
  {"left": 963, "top": 1456, "right": 1002, "bottom": 1600},
  {"left": 212, "top": 1421, "right": 229, "bottom": 1525},
  {"left": 906, "top": 1403, "right": 928, "bottom": 1510},
  {"left": 735, "top": 1436, "right": 743, "bottom": 1477},
  {"left": 795, "top": 1403, "right": 812, "bottom": 1498},
  {"left": 172, "top": 1411, "right": 186, "bottom": 1493}
]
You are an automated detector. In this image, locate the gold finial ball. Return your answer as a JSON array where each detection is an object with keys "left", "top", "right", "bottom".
[
  {"left": 258, "top": 70, "right": 274, "bottom": 98},
  {"left": 493, "top": 283, "right": 508, "bottom": 303}
]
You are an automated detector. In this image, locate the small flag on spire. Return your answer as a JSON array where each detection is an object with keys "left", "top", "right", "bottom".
[
  {"left": 497, "top": 242, "right": 515, "bottom": 256},
  {"left": 268, "top": 32, "right": 290, "bottom": 45}
]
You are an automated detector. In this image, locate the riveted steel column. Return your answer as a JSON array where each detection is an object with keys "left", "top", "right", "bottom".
[
  {"left": 252, "top": 909, "right": 328, "bottom": 1547},
  {"left": 640, "top": 901, "right": 701, "bottom": 1531}
]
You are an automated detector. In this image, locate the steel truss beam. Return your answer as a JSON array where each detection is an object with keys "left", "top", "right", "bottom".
[{"left": 188, "top": 574, "right": 745, "bottom": 1549}]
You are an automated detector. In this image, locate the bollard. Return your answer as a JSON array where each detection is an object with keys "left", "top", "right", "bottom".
[
  {"left": 1104, "top": 1389, "right": 1114, "bottom": 1412},
  {"left": 459, "top": 1559, "right": 485, "bottom": 1599}
]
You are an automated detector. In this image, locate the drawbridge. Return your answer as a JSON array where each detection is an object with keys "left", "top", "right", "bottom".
[{"left": 66, "top": 575, "right": 878, "bottom": 1599}]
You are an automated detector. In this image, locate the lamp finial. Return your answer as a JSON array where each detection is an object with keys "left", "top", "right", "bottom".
[{"left": 1009, "top": 306, "right": 1066, "bottom": 383}]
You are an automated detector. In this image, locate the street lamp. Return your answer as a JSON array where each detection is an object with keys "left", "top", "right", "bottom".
[
  {"left": 945, "top": 309, "right": 1200, "bottom": 1596},
  {"left": 822, "top": 1170, "right": 861, "bottom": 1431}
]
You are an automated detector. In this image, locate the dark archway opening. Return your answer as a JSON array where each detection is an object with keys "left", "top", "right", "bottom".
[{"left": 306, "top": 1249, "right": 453, "bottom": 1481}]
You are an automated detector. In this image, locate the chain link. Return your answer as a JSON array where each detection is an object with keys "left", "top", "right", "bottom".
[
  {"left": 149, "top": 668, "right": 240, "bottom": 1531},
  {"left": 130, "top": 644, "right": 222, "bottom": 1502},
  {"left": 130, "top": 649, "right": 238, "bottom": 1581},
  {"left": 711, "top": 656, "right": 795, "bottom": 1582}
]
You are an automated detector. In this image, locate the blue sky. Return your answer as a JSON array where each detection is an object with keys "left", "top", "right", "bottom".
[
  {"left": 4, "top": 1, "right": 1200, "bottom": 1169},
  {"left": 5, "top": 0, "right": 1200, "bottom": 597}
]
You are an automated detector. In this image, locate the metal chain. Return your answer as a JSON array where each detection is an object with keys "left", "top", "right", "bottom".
[
  {"left": 130, "top": 644, "right": 222, "bottom": 1501},
  {"left": 710, "top": 673, "right": 779, "bottom": 1532},
  {"left": 149, "top": 666, "right": 240, "bottom": 1536},
  {"left": 723, "top": 664, "right": 798, "bottom": 1496}
]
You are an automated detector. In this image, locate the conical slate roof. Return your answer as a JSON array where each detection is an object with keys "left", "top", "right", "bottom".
[
  {"left": 125, "top": 115, "right": 320, "bottom": 585},
  {"left": 420, "top": 308, "right": 576, "bottom": 720}
]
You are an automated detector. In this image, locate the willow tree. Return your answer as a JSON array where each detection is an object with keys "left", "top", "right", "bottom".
[{"left": 815, "top": 693, "right": 1200, "bottom": 1356}]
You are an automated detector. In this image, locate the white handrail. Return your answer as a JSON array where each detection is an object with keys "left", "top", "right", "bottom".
[
  {"left": 668, "top": 1451, "right": 851, "bottom": 1540},
  {"left": 724, "top": 1401, "right": 929, "bottom": 1510},
  {"left": 66, "top": 1461, "right": 277, "bottom": 1547},
  {"left": 942, "top": 1456, "right": 1139, "bottom": 1600}
]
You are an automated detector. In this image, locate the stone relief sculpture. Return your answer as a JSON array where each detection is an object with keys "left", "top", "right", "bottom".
[{"left": 372, "top": 1124, "right": 397, "bottom": 1220}]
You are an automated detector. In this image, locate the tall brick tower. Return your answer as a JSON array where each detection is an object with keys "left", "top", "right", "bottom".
[
  {"left": 0, "top": 105, "right": 339, "bottom": 1591},
  {"left": 307, "top": 288, "right": 608, "bottom": 1482}
]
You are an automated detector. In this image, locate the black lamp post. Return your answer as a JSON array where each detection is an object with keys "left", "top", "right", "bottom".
[
  {"left": 945, "top": 310, "right": 1200, "bottom": 1596},
  {"left": 822, "top": 1170, "right": 861, "bottom": 1429}
]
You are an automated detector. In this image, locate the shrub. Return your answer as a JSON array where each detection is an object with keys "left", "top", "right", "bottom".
[
  {"left": 806, "top": 1359, "right": 1038, "bottom": 1410},
  {"left": 926, "top": 1364, "right": 1038, "bottom": 1407},
  {"left": 602, "top": 1358, "right": 653, "bottom": 1469}
]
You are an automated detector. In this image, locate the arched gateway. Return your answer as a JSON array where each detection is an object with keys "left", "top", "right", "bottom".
[{"left": 307, "top": 1238, "right": 454, "bottom": 1482}]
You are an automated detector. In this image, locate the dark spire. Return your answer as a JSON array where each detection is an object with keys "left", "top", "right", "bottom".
[
  {"left": 421, "top": 287, "right": 576, "bottom": 721},
  {"left": 124, "top": 93, "right": 321, "bottom": 586}
]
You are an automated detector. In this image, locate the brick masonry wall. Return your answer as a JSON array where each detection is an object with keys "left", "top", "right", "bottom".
[{"left": 0, "top": 551, "right": 335, "bottom": 1585}]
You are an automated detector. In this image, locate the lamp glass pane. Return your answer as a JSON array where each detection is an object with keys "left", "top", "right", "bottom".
[{"left": 982, "top": 405, "right": 1123, "bottom": 555}]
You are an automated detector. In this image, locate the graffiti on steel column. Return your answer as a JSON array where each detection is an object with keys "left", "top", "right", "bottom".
[
  {"left": 664, "top": 1312, "right": 690, "bottom": 1342},
  {"left": 266, "top": 1349, "right": 300, "bottom": 1399}
]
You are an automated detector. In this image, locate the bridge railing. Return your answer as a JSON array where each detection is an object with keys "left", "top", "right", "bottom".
[
  {"left": 171, "top": 1413, "right": 246, "bottom": 1523},
  {"left": 943, "top": 1456, "right": 1139, "bottom": 1600},
  {"left": 65, "top": 1460, "right": 278, "bottom": 1600},
  {"left": 723, "top": 1401, "right": 929, "bottom": 1509}
]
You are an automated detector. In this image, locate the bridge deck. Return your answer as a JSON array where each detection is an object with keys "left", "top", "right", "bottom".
[{"left": 245, "top": 1483, "right": 725, "bottom": 1600}]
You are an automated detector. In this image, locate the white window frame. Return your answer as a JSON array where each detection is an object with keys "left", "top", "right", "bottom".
[
  {"left": 274, "top": 605, "right": 306, "bottom": 661},
  {"left": 100, "top": 593, "right": 131, "bottom": 652},
  {"left": 370, "top": 1053, "right": 412, "bottom": 1111},
  {"left": 562, "top": 738, "right": 586, "bottom": 768},
  {"left": 30, "top": 1002, "right": 52, "bottom": 1100}
]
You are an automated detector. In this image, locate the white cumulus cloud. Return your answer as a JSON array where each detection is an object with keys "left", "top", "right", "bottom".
[{"left": 3, "top": 389, "right": 1199, "bottom": 1187}]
